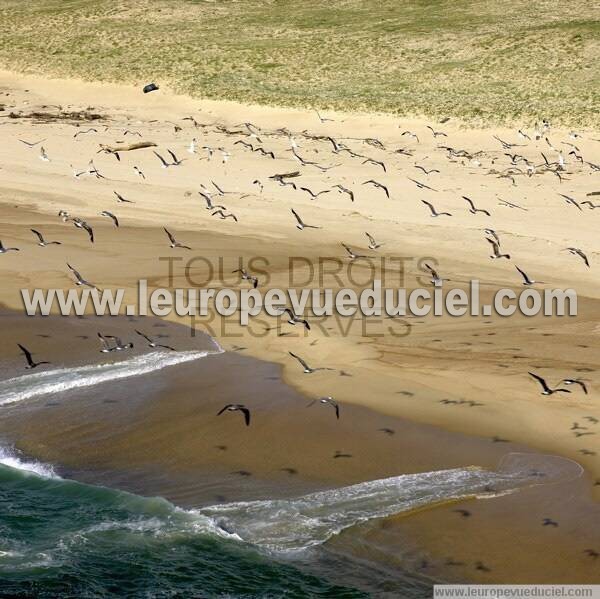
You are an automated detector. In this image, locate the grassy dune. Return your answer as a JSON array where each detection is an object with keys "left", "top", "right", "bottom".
[{"left": 0, "top": 0, "right": 598, "bottom": 126}]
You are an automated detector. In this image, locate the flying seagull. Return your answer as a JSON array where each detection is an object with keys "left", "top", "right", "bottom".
[
  {"left": 365, "top": 232, "right": 382, "bottom": 249},
  {"left": 487, "top": 238, "right": 510, "bottom": 260},
  {"left": 72, "top": 218, "right": 94, "bottom": 243},
  {"left": 164, "top": 228, "right": 191, "bottom": 249},
  {"left": 401, "top": 131, "right": 420, "bottom": 143},
  {"left": 315, "top": 110, "right": 334, "bottom": 123},
  {"left": 332, "top": 184, "right": 354, "bottom": 202},
  {"left": 73, "top": 128, "right": 97, "bottom": 139},
  {"left": 279, "top": 308, "right": 310, "bottom": 330},
  {"left": 212, "top": 209, "right": 238, "bottom": 222},
  {"left": 362, "top": 157, "right": 386, "bottom": 172},
  {"left": 135, "top": 330, "right": 175, "bottom": 351},
  {"left": 463, "top": 196, "right": 491, "bottom": 216},
  {"left": 493, "top": 135, "right": 521, "bottom": 149},
  {"left": 408, "top": 177, "right": 438, "bottom": 192},
  {"left": 427, "top": 125, "right": 447, "bottom": 138},
  {"left": 515, "top": 265, "right": 535, "bottom": 286},
  {"left": 113, "top": 191, "right": 134, "bottom": 204},
  {"left": 0, "top": 240, "right": 20, "bottom": 254},
  {"left": 19, "top": 138, "right": 46, "bottom": 147},
  {"left": 199, "top": 192, "right": 225, "bottom": 211},
  {"left": 528, "top": 372, "right": 571, "bottom": 395},
  {"left": 422, "top": 200, "right": 451, "bottom": 217},
  {"left": 498, "top": 198, "right": 527, "bottom": 211},
  {"left": 565, "top": 247, "right": 589, "bottom": 267},
  {"left": 291, "top": 208, "right": 321, "bottom": 230},
  {"left": 232, "top": 268, "right": 259, "bottom": 289},
  {"left": 288, "top": 351, "right": 334, "bottom": 373},
  {"left": 66, "top": 263, "right": 100, "bottom": 290},
  {"left": 307, "top": 396, "right": 339, "bottom": 419},
  {"left": 98, "top": 333, "right": 133, "bottom": 352},
  {"left": 100, "top": 211, "right": 119, "bottom": 227},
  {"left": 17, "top": 344, "right": 50, "bottom": 369},
  {"left": 362, "top": 179, "right": 390, "bottom": 198},
  {"left": 31, "top": 229, "right": 61, "bottom": 247},
  {"left": 414, "top": 165, "right": 440, "bottom": 175},
  {"left": 424, "top": 263, "right": 442, "bottom": 285},
  {"left": 299, "top": 186, "right": 331, "bottom": 200},
  {"left": 217, "top": 404, "right": 251, "bottom": 426},
  {"left": 341, "top": 243, "right": 368, "bottom": 260}
]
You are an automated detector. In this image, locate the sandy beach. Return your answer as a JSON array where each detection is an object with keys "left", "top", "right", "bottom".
[{"left": 1, "top": 69, "right": 600, "bottom": 589}]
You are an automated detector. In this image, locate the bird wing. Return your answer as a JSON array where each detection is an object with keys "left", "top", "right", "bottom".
[
  {"left": 421, "top": 200, "right": 435, "bottom": 214},
  {"left": 240, "top": 407, "right": 251, "bottom": 426},
  {"left": 424, "top": 263, "right": 439, "bottom": 279},
  {"left": 463, "top": 196, "right": 476, "bottom": 210},
  {"left": 17, "top": 343, "right": 34, "bottom": 366},
  {"left": 164, "top": 228, "right": 176, "bottom": 244},
  {"left": 300, "top": 187, "right": 315, "bottom": 197},
  {"left": 135, "top": 329, "right": 153, "bottom": 344},
  {"left": 97, "top": 333, "right": 111, "bottom": 350},
  {"left": 515, "top": 265, "right": 531, "bottom": 284},
  {"left": 528, "top": 372, "right": 550, "bottom": 393},
  {"left": 217, "top": 405, "right": 233, "bottom": 416},
  {"left": 82, "top": 223, "right": 94, "bottom": 242},
  {"left": 289, "top": 351, "right": 310, "bottom": 370},
  {"left": 30, "top": 229, "right": 44, "bottom": 243},
  {"left": 67, "top": 263, "right": 83, "bottom": 283},
  {"left": 486, "top": 238, "right": 500, "bottom": 253},
  {"left": 212, "top": 180, "right": 225, "bottom": 195},
  {"left": 153, "top": 151, "right": 169, "bottom": 167},
  {"left": 291, "top": 209, "right": 302, "bottom": 225}
]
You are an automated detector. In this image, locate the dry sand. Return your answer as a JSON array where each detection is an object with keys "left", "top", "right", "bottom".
[{"left": 1, "top": 70, "right": 600, "bottom": 583}]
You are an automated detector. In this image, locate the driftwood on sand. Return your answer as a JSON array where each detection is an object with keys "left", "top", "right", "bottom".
[{"left": 99, "top": 141, "right": 157, "bottom": 153}]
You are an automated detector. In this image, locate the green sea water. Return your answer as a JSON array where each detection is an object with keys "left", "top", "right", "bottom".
[
  {"left": 0, "top": 447, "right": 569, "bottom": 598},
  {"left": 0, "top": 461, "right": 371, "bottom": 598}
]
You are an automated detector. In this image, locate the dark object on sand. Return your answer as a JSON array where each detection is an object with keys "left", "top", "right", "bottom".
[{"left": 143, "top": 83, "right": 159, "bottom": 94}]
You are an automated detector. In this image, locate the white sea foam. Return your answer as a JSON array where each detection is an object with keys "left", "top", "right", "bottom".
[
  {"left": 0, "top": 350, "right": 218, "bottom": 406},
  {"left": 196, "top": 465, "right": 537, "bottom": 552},
  {"left": 0, "top": 446, "right": 59, "bottom": 479}
]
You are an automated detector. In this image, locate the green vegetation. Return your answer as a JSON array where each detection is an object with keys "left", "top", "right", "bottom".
[{"left": 0, "top": 0, "right": 598, "bottom": 126}]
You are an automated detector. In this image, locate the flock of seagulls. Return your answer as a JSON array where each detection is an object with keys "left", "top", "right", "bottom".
[{"left": 3, "top": 88, "right": 599, "bottom": 576}]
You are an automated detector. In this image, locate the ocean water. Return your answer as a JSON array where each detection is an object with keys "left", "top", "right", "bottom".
[
  {"left": 0, "top": 445, "right": 575, "bottom": 598},
  {"left": 0, "top": 347, "right": 583, "bottom": 597}
]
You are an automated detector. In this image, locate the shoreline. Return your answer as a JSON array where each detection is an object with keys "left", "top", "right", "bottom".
[
  {"left": 0, "top": 68, "right": 599, "bottom": 586},
  {"left": 1, "top": 310, "right": 599, "bottom": 585}
]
